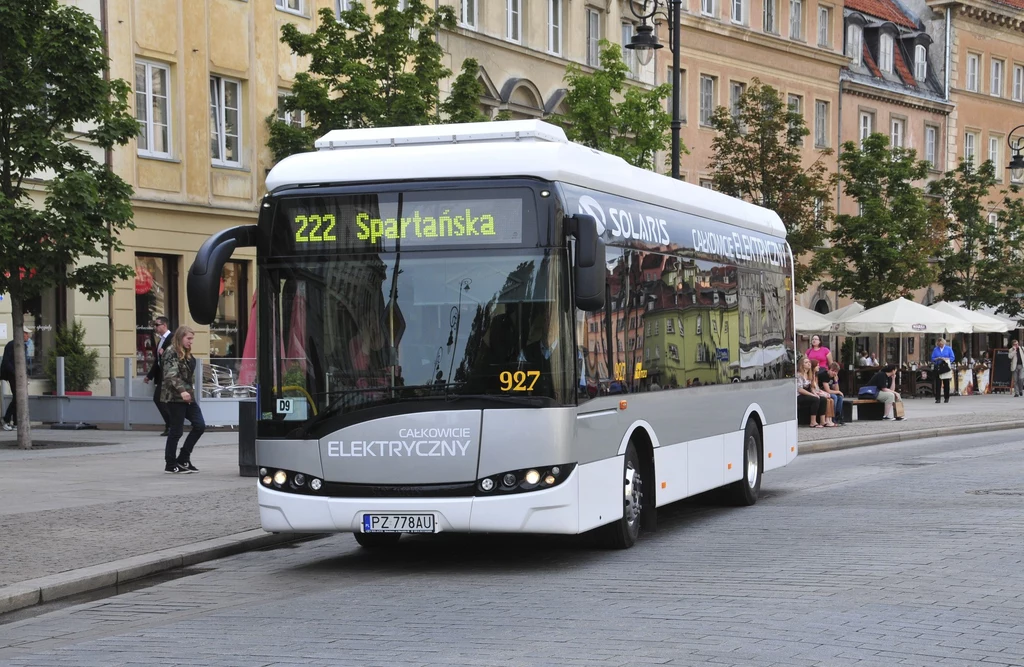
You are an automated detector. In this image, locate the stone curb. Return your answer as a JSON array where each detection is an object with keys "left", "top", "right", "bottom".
[
  {"left": 0, "top": 529, "right": 320, "bottom": 616},
  {"left": 799, "top": 419, "right": 1024, "bottom": 454}
]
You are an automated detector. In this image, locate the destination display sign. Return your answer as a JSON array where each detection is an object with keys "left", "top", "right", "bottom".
[{"left": 276, "top": 194, "right": 524, "bottom": 252}]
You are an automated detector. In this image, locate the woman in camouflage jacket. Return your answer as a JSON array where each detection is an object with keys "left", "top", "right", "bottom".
[{"left": 160, "top": 326, "right": 205, "bottom": 474}]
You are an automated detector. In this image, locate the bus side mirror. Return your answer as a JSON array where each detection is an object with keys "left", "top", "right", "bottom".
[
  {"left": 567, "top": 214, "right": 606, "bottom": 312},
  {"left": 187, "top": 224, "right": 259, "bottom": 325}
]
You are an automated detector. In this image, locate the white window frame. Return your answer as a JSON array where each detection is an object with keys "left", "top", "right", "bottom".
[
  {"left": 731, "top": 0, "right": 744, "bottom": 24},
  {"left": 621, "top": 23, "right": 637, "bottom": 76},
  {"left": 547, "top": 0, "right": 562, "bottom": 55},
  {"left": 275, "top": 0, "right": 304, "bottom": 15},
  {"left": 967, "top": 53, "right": 980, "bottom": 92},
  {"left": 277, "top": 91, "right": 304, "bottom": 129},
  {"left": 699, "top": 75, "right": 716, "bottom": 127},
  {"left": 817, "top": 6, "right": 830, "bottom": 47},
  {"left": 788, "top": 94, "right": 803, "bottom": 145},
  {"left": 925, "top": 125, "right": 937, "bottom": 169},
  {"left": 335, "top": 0, "right": 350, "bottom": 20},
  {"left": 992, "top": 59, "right": 1005, "bottom": 97},
  {"left": 879, "top": 33, "right": 894, "bottom": 74},
  {"left": 915, "top": 45, "right": 927, "bottom": 81},
  {"left": 459, "top": 0, "right": 477, "bottom": 29},
  {"left": 1014, "top": 65, "right": 1024, "bottom": 102},
  {"left": 702, "top": 0, "right": 715, "bottom": 17},
  {"left": 763, "top": 0, "right": 776, "bottom": 33},
  {"left": 859, "top": 111, "right": 873, "bottom": 144},
  {"left": 135, "top": 60, "right": 171, "bottom": 159},
  {"left": 964, "top": 131, "right": 978, "bottom": 167},
  {"left": 506, "top": 0, "right": 522, "bottom": 43},
  {"left": 789, "top": 0, "right": 802, "bottom": 40},
  {"left": 890, "top": 118, "right": 904, "bottom": 149},
  {"left": 210, "top": 75, "right": 241, "bottom": 168},
  {"left": 586, "top": 9, "right": 601, "bottom": 67},
  {"left": 814, "top": 100, "right": 828, "bottom": 147},
  {"left": 846, "top": 24, "right": 862, "bottom": 65},
  {"left": 990, "top": 136, "right": 1002, "bottom": 180},
  {"left": 730, "top": 81, "right": 745, "bottom": 121}
]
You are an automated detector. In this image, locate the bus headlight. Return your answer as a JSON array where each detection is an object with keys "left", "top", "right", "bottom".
[
  {"left": 478, "top": 464, "right": 576, "bottom": 495},
  {"left": 524, "top": 469, "right": 541, "bottom": 485},
  {"left": 310, "top": 478, "right": 322, "bottom": 491},
  {"left": 273, "top": 470, "right": 288, "bottom": 486}
]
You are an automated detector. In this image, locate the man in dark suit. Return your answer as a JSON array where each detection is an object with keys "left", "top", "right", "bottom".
[
  {"left": 143, "top": 316, "right": 173, "bottom": 435},
  {"left": 2, "top": 328, "right": 31, "bottom": 431}
]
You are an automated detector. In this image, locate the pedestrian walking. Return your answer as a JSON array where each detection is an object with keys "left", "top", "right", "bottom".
[
  {"left": 161, "top": 326, "right": 205, "bottom": 474},
  {"left": 931, "top": 338, "right": 955, "bottom": 404},
  {"left": 806, "top": 335, "right": 833, "bottom": 370},
  {"left": 1010, "top": 340, "right": 1024, "bottom": 397},
  {"left": 143, "top": 316, "right": 173, "bottom": 436},
  {"left": 2, "top": 328, "right": 31, "bottom": 431}
]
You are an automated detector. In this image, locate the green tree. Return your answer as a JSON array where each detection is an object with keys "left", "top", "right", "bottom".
[
  {"left": 708, "top": 80, "right": 833, "bottom": 292},
  {"left": 928, "top": 158, "right": 1024, "bottom": 313},
  {"left": 812, "top": 134, "right": 937, "bottom": 308},
  {"left": 559, "top": 40, "right": 682, "bottom": 171},
  {"left": 986, "top": 185, "right": 1024, "bottom": 322},
  {"left": 267, "top": 1, "right": 486, "bottom": 162},
  {"left": 0, "top": 0, "right": 139, "bottom": 449}
]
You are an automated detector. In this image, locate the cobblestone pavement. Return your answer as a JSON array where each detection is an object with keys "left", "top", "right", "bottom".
[{"left": 1, "top": 429, "right": 1023, "bottom": 666}]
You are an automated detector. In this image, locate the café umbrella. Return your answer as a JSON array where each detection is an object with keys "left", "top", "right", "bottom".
[{"left": 836, "top": 297, "right": 972, "bottom": 368}]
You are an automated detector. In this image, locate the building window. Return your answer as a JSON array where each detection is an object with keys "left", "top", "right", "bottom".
[
  {"left": 459, "top": 0, "right": 477, "bottom": 28},
  {"left": 890, "top": 118, "right": 904, "bottom": 149},
  {"left": 135, "top": 61, "right": 171, "bottom": 159},
  {"left": 731, "top": 0, "right": 744, "bottom": 23},
  {"left": 879, "top": 33, "right": 894, "bottom": 73},
  {"left": 990, "top": 136, "right": 1002, "bottom": 180},
  {"left": 763, "top": 0, "right": 776, "bottom": 33},
  {"left": 702, "top": 0, "right": 715, "bottom": 17},
  {"left": 730, "top": 81, "right": 745, "bottom": 122},
  {"left": 992, "top": 59, "right": 1005, "bottom": 97},
  {"left": 1015, "top": 137, "right": 1024, "bottom": 183},
  {"left": 859, "top": 111, "right": 874, "bottom": 144},
  {"left": 275, "top": 0, "right": 303, "bottom": 14},
  {"left": 1014, "top": 65, "right": 1024, "bottom": 102},
  {"left": 964, "top": 131, "right": 978, "bottom": 167},
  {"left": 925, "top": 125, "right": 937, "bottom": 168},
  {"left": 814, "top": 100, "right": 828, "bottom": 147},
  {"left": 621, "top": 23, "right": 637, "bottom": 76},
  {"left": 915, "top": 45, "right": 927, "bottom": 81},
  {"left": 817, "top": 6, "right": 830, "bottom": 47},
  {"left": 506, "top": 0, "right": 521, "bottom": 43},
  {"left": 665, "top": 67, "right": 688, "bottom": 122},
  {"left": 789, "top": 0, "right": 802, "bottom": 39},
  {"left": 846, "top": 23, "right": 862, "bottom": 65},
  {"left": 135, "top": 254, "right": 179, "bottom": 377},
  {"left": 967, "top": 53, "right": 980, "bottom": 92},
  {"left": 210, "top": 261, "right": 249, "bottom": 362},
  {"left": 699, "top": 75, "right": 717, "bottom": 126},
  {"left": 210, "top": 76, "right": 241, "bottom": 167},
  {"left": 276, "top": 92, "right": 304, "bottom": 128},
  {"left": 548, "top": 0, "right": 562, "bottom": 54},
  {"left": 788, "top": 94, "right": 803, "bottom": 144},
  {"left": 336, "top": 0, "right": 350, "bottom": 19},
  {"left": 22, "top": 282, "right": 67, "bottom": 380},
  {"left": 699, "top": 178, "right": 715, "bottom": 189},
  {"left": 586, "top": 9, "right": 601, "bottom": 67}
]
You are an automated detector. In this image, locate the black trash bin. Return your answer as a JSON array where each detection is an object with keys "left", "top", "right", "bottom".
[{"left": 238, "top": 399, "right": 258, "bottom": 477}]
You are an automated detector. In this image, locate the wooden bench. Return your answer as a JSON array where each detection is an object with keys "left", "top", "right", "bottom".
[{"left": 844, "top": 399, "right": 884, "bottom": 421}]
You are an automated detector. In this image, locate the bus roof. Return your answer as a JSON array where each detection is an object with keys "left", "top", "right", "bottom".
[{"left": 264, "top": 120, "right": 787, "bottom": 238}]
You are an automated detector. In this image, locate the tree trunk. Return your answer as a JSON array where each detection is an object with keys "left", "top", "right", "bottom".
[{"left": 10, "top": 292, "right": 33, "bottom": 450}]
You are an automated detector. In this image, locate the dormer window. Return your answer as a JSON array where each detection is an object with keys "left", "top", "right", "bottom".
[
  {"left": 879, "top": 33, "right": 894, "bottom": 73},
  {"left": 914, "top": 44, "right": 927, "bottom": 81},
  {"left": 846, "top": 23, "right": 862, "bottom": 65}
]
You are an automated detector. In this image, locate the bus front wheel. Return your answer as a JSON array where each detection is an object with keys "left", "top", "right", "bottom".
[
  {"left": 600, "top": 442, "right": 643, "bottom": 549},
  {"left": 353, "top": 532, "right": 402, "bottom": 548},
  {"left": 726, "top": 420, "right": 762, "bottom": 506}
]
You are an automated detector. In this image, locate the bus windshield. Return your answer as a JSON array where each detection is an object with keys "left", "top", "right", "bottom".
[{"left": 258, "top": 250, "right": 574, "bottom": 426}]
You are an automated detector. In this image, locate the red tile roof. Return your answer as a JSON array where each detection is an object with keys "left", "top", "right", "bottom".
[
  {"left": 862, "top": 45, "right": 883, "bottom": 78},
  {"left": 995, "top": 0, "right": 1024, "bottom": 9},
  {"left": 893, "top": 47, "right": 916, "bottom": 87},
  {"left": 845, "top": 0, "right": 918, "bottom": 29}
]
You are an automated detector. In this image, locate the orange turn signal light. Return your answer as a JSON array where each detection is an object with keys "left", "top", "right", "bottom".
[{"left": 619, "top": 400, "right": 628, "bottom": 410}]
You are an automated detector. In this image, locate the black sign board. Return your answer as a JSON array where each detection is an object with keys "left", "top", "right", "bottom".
[{"left": 991, "top": 348, "right": 1011, "bottom": 390}]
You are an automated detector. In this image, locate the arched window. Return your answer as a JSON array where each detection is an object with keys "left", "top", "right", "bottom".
[
  {"left": 845, "top": 23, "right": 862, "bottom": 65},
  {"left": 879, "top": 33, "right": 894, "bottom": 73},
  {"left": 915, "top": 44, "right": 927, "bottom": 81}
]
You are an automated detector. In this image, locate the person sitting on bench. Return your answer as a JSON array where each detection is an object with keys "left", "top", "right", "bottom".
[
  {"left": 867, "top": 364, "right": 904, "bottom": 421},
  {"left": 797, "top": 357, "right": 828, "bottom": 427}
]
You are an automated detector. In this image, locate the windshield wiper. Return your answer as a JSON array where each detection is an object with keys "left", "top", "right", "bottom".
[{"left": 298, "top": 382, "right": 461, "bottom": 436}]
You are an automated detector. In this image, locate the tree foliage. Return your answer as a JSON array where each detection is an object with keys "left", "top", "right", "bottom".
[
  {"left": 267, "top": 1, "right": 486, "bottom": 162},
  {"left": 0, "top": 0, "right": 139, "bottom": 448},
  {"left": 558, "top": 40, "right": 681, "bottom": 171},
  {"left": 928, "top": 158, "right": 1024, "bottom": 316},
  {"left": 708, "top": 79, "right": 833, "bottom": 292},
  {"left": 812, "top": 134, "right": 937, "bottom": 308}
]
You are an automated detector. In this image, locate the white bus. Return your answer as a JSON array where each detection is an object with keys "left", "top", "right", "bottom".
[{"left": 188, "top": 120, "right": 798, "bottom": 549}]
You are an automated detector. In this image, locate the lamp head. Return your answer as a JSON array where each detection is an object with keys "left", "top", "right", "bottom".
[{"left": 625, "top": 23, "right": 662, "bottom": 67}]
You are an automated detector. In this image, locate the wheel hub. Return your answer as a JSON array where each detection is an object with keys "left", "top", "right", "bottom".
[
  {"left": 746, "top": 434, "right": 759, "bottom": 487},
  {"left": 624, "top": 462, "right": 642, "bottom": 527}
]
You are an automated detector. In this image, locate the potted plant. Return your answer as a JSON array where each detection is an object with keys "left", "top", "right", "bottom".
[{"left": 45, "top": 322, "right": 99, "bottom": 395}]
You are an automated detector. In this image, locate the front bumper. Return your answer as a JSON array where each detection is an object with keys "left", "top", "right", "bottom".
[{"left": 257, "top": 466, "right": 581, "bottom": 535}]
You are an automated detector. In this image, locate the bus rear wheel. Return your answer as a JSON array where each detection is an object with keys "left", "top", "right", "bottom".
[
  {"left": 600, "top": 442, "right": 643, "bottom": 549},
  {"left": 726, "top": 420, "right": 762, "bottom": 506},
  {"left": 353, "top": 532, "right": 402, "bottom": 548}
]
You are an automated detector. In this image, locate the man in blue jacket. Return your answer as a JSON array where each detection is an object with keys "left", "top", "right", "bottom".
[{"left": 931, "top": 338, "right": 956, "bottom": 404}]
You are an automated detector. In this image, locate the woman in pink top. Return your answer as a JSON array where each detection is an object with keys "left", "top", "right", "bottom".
[{"left": 806, "top": 335, "right": 833, "bottom": 370}]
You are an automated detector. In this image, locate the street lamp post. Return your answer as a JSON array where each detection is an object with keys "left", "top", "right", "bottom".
[
  {"left": 625, "top": 0, "right": 682, "bottom": 180},
  {"left": 1006, "top": 125, "right": 1024, "bottom": 182}
]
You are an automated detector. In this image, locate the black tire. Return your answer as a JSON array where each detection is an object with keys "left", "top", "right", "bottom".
[
  {"left": 599, "top": 442, "right": 643, "bottom": 549},
  {"left": 726, "top": 420, "right": 762, "bottom": 506},
  {"left": 353, "top": 531, "right": 402, "bottom": 548}
]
